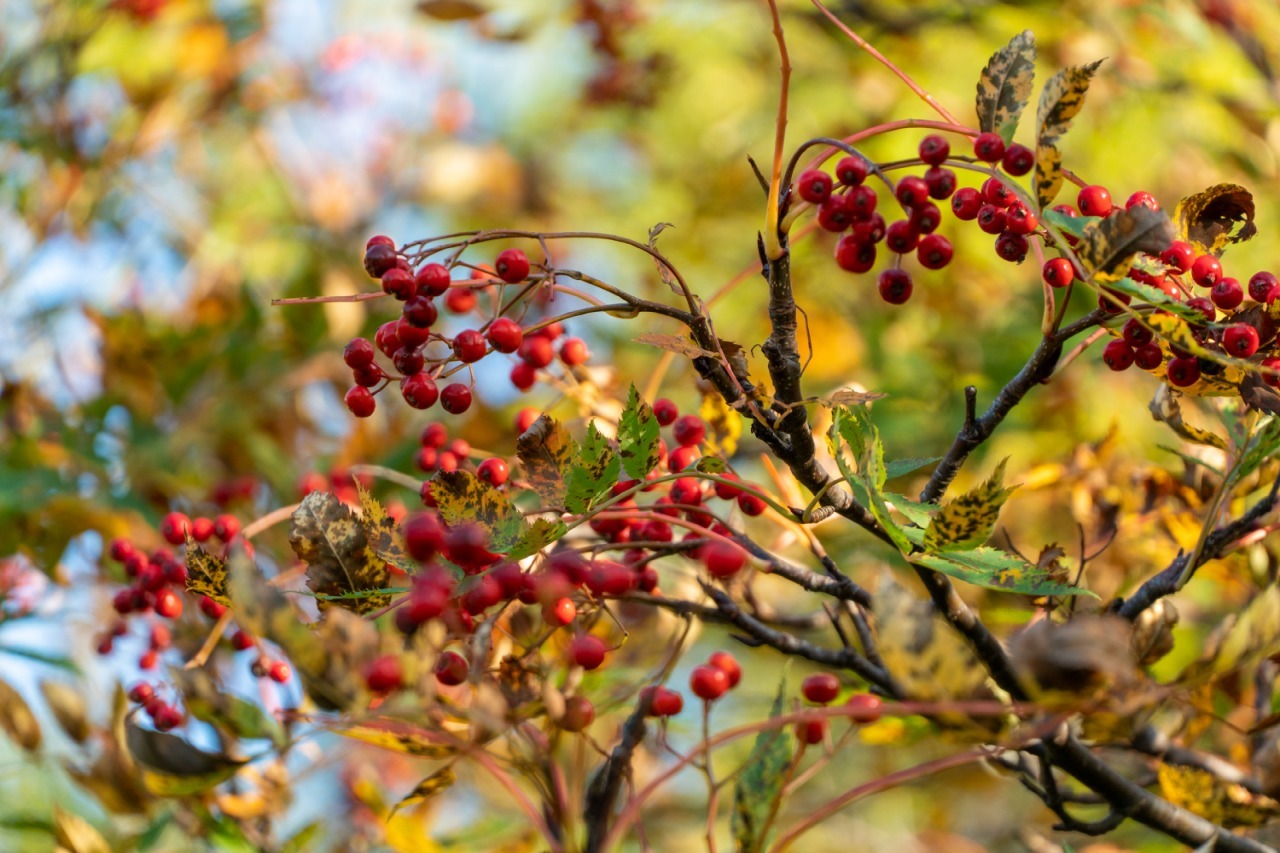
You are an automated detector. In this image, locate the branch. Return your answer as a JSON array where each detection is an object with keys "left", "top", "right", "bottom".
[
  {"left": 584, "top": 696, "right": 650, "bottom": 853},
  {"left": 1130, "top": 726, "right": 1266, "bottom": 795}
]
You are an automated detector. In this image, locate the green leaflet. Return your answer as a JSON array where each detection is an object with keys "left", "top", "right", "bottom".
[
  {"left": 730, "top": 675, "right": 792, "bottom": 852},
  {"left": 564, "top": 421, "right": 620, "bottom": 514},
  {"left": 618, "top": 385, "right": 661, "bottom": 480}
]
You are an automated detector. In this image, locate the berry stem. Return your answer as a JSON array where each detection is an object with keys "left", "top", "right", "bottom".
[{"left": 763, "top": 0, "right": 792, "bottom": 263}]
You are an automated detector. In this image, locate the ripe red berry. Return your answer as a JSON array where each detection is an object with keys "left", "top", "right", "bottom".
[
  {"left": 405, "top": 512, "right": 445, "bottom": 562},
  {"left": 796, "top": 717, "right": 827, "bottom": 745},
  {"left": 802, "top": 672, "right": 841, "bottom": 704},
  {"left": 494, "top": 248, "right": 530, "bottom": 283},
  {"left": 1161, "top": 241, "right": 1196, "bottom": 274},
  {"left": 972, "top": 131, "right": 1005, "bottom": 163},
  {"left": 189, "top": 516, "right": 214, "bottom": 542},
  {"left": 544, "top": 596, "right": 577, "bottom": 627},
  {"left": 515, "top": 407, "right": 540, "bottom": 433},
  {"left": 152, "top": 704, "right": 183, "bottom": 731},
  {"left": 375, "top": 320, "right": 403, "bottom": 358},
  {"left": 415, "top": 263, "right": 451, "bottom": 297},
  {"left": 1249, "top": 271, "right": 1280, "bottom": 303},
  {"left": 154, "top": 588, "right": 184, "bottom": 619},
  {"left": 343, "top": 337, "right": 376, "bottom": 369},
  {"left": 847, "top": 184, "right": 878, "bottom": 219},
  {"left": 1077, "top": 185, "right": 1113, "bottom": 217},
  {"left": 393, "top": 346, "right": 425, "bottom": 377},
  {"left": 444, "top": 522, "right": 497, "bottom": 571},
  {"left": 363, "top": 243, "right": 398, "bottom": 278},
  {"left": 1122, "top": 318, "right": 1154, "bottom": 348},
  {"left": 510, "top": 362, "right": 536, "bottom": 390},
  {"left": 440, "top": 383, "right": 472, "bottom": 415},
  {"left": 1000, "top": 143, "right": 1034, "bottom": 176},
  {"left": 401, "top": 374, "right": 439, "bottom": 409},
  {"left": 1042, "top": 257, "right": 1074, "bottom": 288},
  {"left": 950, "top": 187, "right": 982, "bottom": 220},
  {"left": 895, "top": 176, "right": 929, "bottom": 209},
  {"left": 834, "top": 235, "right": 877, "bottom": 272},
  {"left": 421, "top": 422, "right": 448, "bottom": 448},
  {"left": 366, "top": 234, "right": 395, "bottom": 250},
  {"left": 737, "top": 493, "right": 767, "bottom": 516},
  {"left": 835, "top": 156, "right": 869, "bottom": 186},
  {"left": 1263, "top": 357, "right": 1280, "bottom": 388},
  {"left": 1167, "top": 356, "right": 1201, "bottom": 387},
  {"left": 1102, "top": 340, "right": 1135, "bottom": 371},
  {"left": 560, "top": 337, "right": 589, "bottom": 366},
  {"left": 445, "top": 286, "right": 478, "bottom": 314},
  {"left": 569, "top": 635, "right": 607, "bottom": 670},
  {"left": 230, "top": 630, "right": 255, "bottom": 651},
  {"left": 994, "top": 231, "right": 1029, "bottom": 263},
  {"left": 450, "top": 329, "right": 485, "bottom": 364},
  {"left": 672, "top": 415, "right": 706, "bottom": 447},
  {"left": 269, "top": 661, "right": 292, "bottom": 684},
  {"left": 916, "top": 234, "right": 953, "bottom": 270},
  {"left": 1211, "top": 277, "right": 1244, "bottom": 310},
  {"left": 365, "top": 655, "right": 403, "bottom": 693},
  {"left": 1187, "top": 296, "right": 1216, "bottom": 324},
  {"left": 381, "top": 267, "right": 416, "bottom": 301},
  {"left": 477, "top": 457, "right": 509, "bottom": 487},
  {"left": 199, "top": 595, "right": 227, "bottom": 619},
  {"left": 976, "top": 204, "right": 1006, "bottom": 234},
  {"left": 1190, "top": 255, "right": 1222, "bottom": 288},
  {"left": 918, "top": 134, "right": 949, "bottom": 166},
  {"left": 560, "top": 695, "right": 595, "bottom": 732},
  {"left": 1224, "top": 323, "right": 1260, "bottom": 357},
  {"left": 1125, "top": 190, "right": 1160, "bottom": 211},
  {"left": 844, "top": 693, "right": 884, "bottom": 723},
  {"left": 486, "top": 317, "right": 523, "bottom": 353},
  {"left": 909, "top": 202, "right": 941, "bottom": 234},
  {"left": 653, "top": 398, "right": 678, "bottom": 426},
  {"left": 877, "top": 268, "right": 913, "bottom": 305},
  {"left": 1004, "top": 203, "right": 1038, "bottom": 236},
  {"left": 690, "top": 665, "right": 729, "bottom": 701},
  {"left": 1134, "top": 342, "right": 1164, "bottom": 370},
  {"left": 707, "top": 651, "right": 742, "bottom": 687},
  {"left": 139, "top": 649, "right": 159, "bottom": 670},
  {"left": 345, "top": 386, "right": 376, "bottom": 418},
  {"left": 817, "top": 195, "right": 854, "bottom": 232},
  {"left": 796, "top": 169, "right": 834, "bottom": 203},
  {"left": 981, "top": 176, "right": 1016, "bottom": 208},
  {"left": 702, "top": 541, "right": 747, "bottom": 578},
  {"left": 160, "top": 512, "right": 190, "bottom": 546},
  {"left": 923, "top": 166, "right": 956, "bottom": 200},
  {"left": 519, "top": 336, "right": 555, "bottom": 368},
  {"left": 461, "top": 575, "right": 503, "bottom": 614},
  {"left": 434, "top": 650, "right": 469, "bottom": 686},
  {"left": 644, "top": 686, "right": 683, "bottom": 717}
]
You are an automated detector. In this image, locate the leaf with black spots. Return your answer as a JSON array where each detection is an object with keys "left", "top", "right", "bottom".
[
  {"left": 564, "top": 422, "right": 619, "bottom": 514},
  {"left": 184, "top": 536, "right": 229, "bottom": 606},
  {"left": 391, "top": 768, "right": 457, "bottom": 817},
  {"left": 1174, "top": 184, "right": 1257, "bottom": 256},
  {"left": 1033, "top": 142, "right": 1063, "bottom": 210},
  {"left": 356, "top": 483, "right": 413, "bottom": 571},
  {"left": 289, "top": 491, "right": 389, "bottom": 615},
  {"left": 516, "top": 414, "right": 575, "bottom": 508},
  {"left": 1077, "top": 205, "right": 1175, "bottom": 279},
  {"left": 431, "top": 470, "right": 528, "bottom": 552},
  {"left": 1158, "top": 763, "right": 1280, "bottom": 829},
  {"left": 731, "top": 675, "right": 792, "bottom": 852},
  {"left": 507, "top": 518, "right": 567, "bottom": 561},
  {"left": 913, "top": 546, "right": 1093, "bottom": 596},
  {"left": 923, "top": 459, "right": 1017, "bottom": 552},
  {"left": 975, "top": 30, "right": 1036, "bottom": 142},
  {"left": 618, "top": 385, "right": 660, "bottom": 480},
  {"left": 334, "top": 719, "right": 456, "bottom": 759},
  {"left": 1036, "top": 60, "right": 1104, "bottom": 148}
]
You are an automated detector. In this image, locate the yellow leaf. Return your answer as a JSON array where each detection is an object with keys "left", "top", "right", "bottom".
[
  {"left": 0, "top": 677, "right": 41, "bottom": 752},
  {"left": 923, "top": 458, "right": 1017, "bottom": 551},
  {"left": 391, "top": 767, "right": 457, "bottom": 816},
  {"left": 873, "top": 576, "right": 987, "bottom": 705},
  {"left": 430, "top": 470, "right": 528, "bottom": 552},
  {"left": 1036, "top": 60, "right": 1104, "bottom": 149},
  {"left": 1033, "top": 142, "right": 1062, "bottom": 210},
  {"left": 184, "top": 535, "right": 229, "bottom": 605},
  {"left": 515, "top": 415, "right": 575, "bottom": 507},
  {"left": 699, "top": 390, "right": 742, "bottom": 458},
  {"left": 357, "top": 483, "right": 413, "bottom": 571},
  {"left": 385, "top": 801, "right": 445, "bottom": 853},
  {"left": 176, "top": 22, "right": 230, "bottom": 81},
  {"left": 52, "top": 806, "right": 110, "bottom": 853},
  {"left": 289, "top": 491, "right": 390, "bottom": 614},
  {"left": 1158, "top": 763, "right": 1280, "bottom": 828},
  {"left": 40, "top": 680, "right": 89, "bottom": 744},
  {"left": 1148, "top": 383, "right": 1227, "bottom": 449},
  {"left": 334, "top": 719, "right": 457, "bottom": 759},
  {"left": 974, "top": 30, "right": 1036, "bottom": 141},
  {"left": 1178, "top": 584, "right": 1280, "bottom": 687},
  {"left": 1173, "top": 184, "right": 1257, "bottom": 256}
]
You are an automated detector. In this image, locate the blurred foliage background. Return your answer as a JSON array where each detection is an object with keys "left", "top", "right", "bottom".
[{"left": 4, "top": 0, "right": 1280, "bottom": 850}]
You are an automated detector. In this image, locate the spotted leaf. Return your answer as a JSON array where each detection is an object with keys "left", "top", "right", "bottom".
[
  {"left": 923, "top": 458, "right": 1016, "bottom": 552},
  {"left": 516, "top": 414, "right": 575, "bottom": 508},
  {"left": 618, "top": 384, "right": 660, "bottom": 480},
  {"left": 289, "top": 491, "right": 390, "bottom": 615},
  {"left": 184, "top": 536, "right": 229, "bottom": 606},
  {"left": 1036, "top": 59, "right": 1104, "bottom": 149},
  {"left": 1033, "top": 142, "right": 1062, "bottom": 211},
  {"left": 1077, "top": 205, "right": 1175, "bottom": 279},
  {"left": 430, "top": 470, "right": 527, "bottom": 553},
  {"left": 975, "top": 30, "right": 1036, "bottom": 142},
  {"left": 564, "top": 421, "right": 619, "bottom": 514},
  {"left": 1174, "top": 184, "right": 1257, "bottom": 256},
  {"left": 356, "top": 483, "right": 413, "bottom": 571},
  {"left": 913, "top": 546, "right": 1093, "bottom": 597}
]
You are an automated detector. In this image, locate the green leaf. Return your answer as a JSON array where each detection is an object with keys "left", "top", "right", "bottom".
[
  {"left": 923, "top": 459, "right": 1017, "bottom": 551},
  {"left": 1042, "top": 207, "right": 1093, "bottom": 241},
  {"left": 975, "top": 30, "right": 1036, "bottom": 143},
  {"left": 430, "top": 470, "right": 528, "bottom": 553},
  {"left": 731, "top": 675, "right": 793, "bottom": 852},
  {"left": 172, "top": 669, "right": 285, "bottom": 747},
  {"left": 564, "top": 421, "right": 620, "bottom": 514},
  {"left": 884, "top": 493, "right": 938, "bottom": 527},
  {"left": 1103, "top": 277, "right": 1204, "bottom": 323},
  {"left": 1077, "top": 206, "right": 1176, "bottom": 280},
  {"left": 507, "top": 518, "right": 568, "bottom": 561},
  {"left": 126, "top": 721, "right": 246, "bottom": 797},
  {"left": 885, "top": 456, "right": 941, "bottom": 480},
  {"left": 618, "top": 385, "right": 661, "bottom": 480},
  {"left": 861, "top": 433, "right": 912, "bottom": 555},
  {"left": 829, "top": 405, "right": 869, "bottom": 471},
  {"left": 1231, "top": 417, "right": 1280, "bottom": 487},
  {"left": 516, "top": 415, "right": 576, "bottom": 508},
  {"left": 914, "top": 547, "right": 1093, "bottom": 596},
  {"left": 1173, "top": 184, "right": 1257, "bottom": 256}
]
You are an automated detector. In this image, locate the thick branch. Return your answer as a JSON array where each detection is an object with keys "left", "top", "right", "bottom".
[{"left": 584, "top": 700, "right": 650, "bottom": 853}]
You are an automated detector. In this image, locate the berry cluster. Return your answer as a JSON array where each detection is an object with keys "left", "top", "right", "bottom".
[{"left": 343, "top": 238, "right": 590, "bottom": 419}]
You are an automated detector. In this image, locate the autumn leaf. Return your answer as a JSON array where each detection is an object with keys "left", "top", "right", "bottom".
[
  {"left": 911, "top": 545, "right": 1092, "bottom": 597},
  {"left": 564, "top": 421, "right": 619, "bottom": 514},
  {"left": 417, "top": 0, "right": 487, "bottom": 20},
  {"left": 1036, "top": 60, "right": 1104, "bottom": 148},
  {"left": 333, "top": 719, "right": 456, "bottom": 759},
  {"left": 699, "top": 389, "right": 741, "bottom": 458},
  {"left": 632, "top": 332, "right": 718, "bottom": 361},
  {"left": 731, "top": 675, "right": 792, "bottom": 852},
  {"left": 1158, "top": 763, "right": 1280, "bottom": 828},
  {"left": 1076, "top": 205, "right": 1175, "bottom": 280},
  {"left": 40, "top": 680, "right": 89, "bottom": 743},
  {"left": 430, "top": 470, "right": 528, "bottom": 552},
  {"left": 1033, "top": 142, "right": 1063, "bottom": 210},
  {"left": 125, "top": 721, "right": 246, "bottom": 797},
  {"left": 356, "top": 483, "right": 413, "bottom": 571},
  {"left": 507, "top": 517, "right": 568, "bottom": 560},
  {"left": 618, "top": 384, "right": 661, "bottom": 480},
  {"left": 183, "top": 536, "right": 229, "bottom": 606},
  {"left": 516, "top": 414, "right": 575, "bottom": 507},
  {"left": 1173, "top": 184, "right": 1257, "bottom": 256},
  {"left": 0, "top": 677, "right": 41, "bottom": 752},
  {"left": 975, "top": 30, "right": 1036, "bottom": 143},
  {"left": 289, "top": 491, "right": 390, "bottom": 615},
  {"left": 874, "top": 576, "right": 987, "bottom": 703},
  {"left": 818, "top": 387, "right": 887, "bottom": 408},
  {"left": 1148, "top": 383, "right": 1227, "bottom": 450},
  {"left": 1177, "top": 584, "right": 1280, "bottom": 687},
  {"left": 391, "top": 767, "right": 457, "bottom": 817},
  {"left": 923, "top": 459, "right": 1017, "bottom": 551}
]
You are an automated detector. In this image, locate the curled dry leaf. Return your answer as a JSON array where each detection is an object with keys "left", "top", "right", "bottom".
[
  {"left": 1174, "top": 183, "right": 1257, "bottom": 255},
  {"left": 1132, "top": 599, "right": 1179, "bottom": 666}
]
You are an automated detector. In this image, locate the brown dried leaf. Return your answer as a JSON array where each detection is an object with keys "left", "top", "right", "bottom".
[
  {"left": 356, "top": 483, "right": 413, "bottom": 571},
  {"left": 975, "top": 30, "right": 1036, "bottom": 141},
  {"left": 819, "top": 387, "right": 887, "bottom": 408},
  {"left": 515, "top": 415, "right": 574, "bottom": 507},
  {"left": 1174, "top": 184, "right": 1257, "bottom": 256},
  {"left": 632, "top": 332, "right": 718, "bottom": 361},
  {"left": 289, "top": 491, "right": 390, "bottom": 615},
  {"left": 392, "top": 767, "right": 457, "bottom": 816},
  {"left": 40, "top": 680, "right": 88, "bottom": 743},
  {"left": 1077, "top": 205, "right": 1176, "bottom": 279},
  {"left": 184, "top": 536, "right": 229, "bottom": 606},
  {"left": 1132, "top": 599, "right": 1179, "bottom": 666}
]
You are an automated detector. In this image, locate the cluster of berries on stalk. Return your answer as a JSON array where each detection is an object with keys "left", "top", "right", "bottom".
[{"left": 343, "top": 238, "right": 589, "bottom": 419}]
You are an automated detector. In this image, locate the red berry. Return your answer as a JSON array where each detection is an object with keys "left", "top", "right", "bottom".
[
  {"left": 994, "top": 231, "right": 1029, "bottom": 263},
  {"left": 918, "top": 134, "right": 949, "bottom": 166},
  {"left": 510, "top": 362, "right": 536, "bottom": 390},
  {"left": 199, "top": 595, "right": 227, "bottom": 619},
  {"left": 415, "top": 263, "right": 452, "bottom": 297},
  {"left": 544, "top": 596, "right": 577, "bottom": 627},
  {"left": 381, "top": 267, "right": 416, "bottom": 301},
  {"left": 644, "top": 686, "right": 683, "bottom": 717},
  {"left": 981, "top": 176, "right": 1016, "bottom": 208},
  {"left": 401, "top": 374, "right": 439, "bottom": 410},
  {"left": 796, "top": 717, "right": 827, "bottom": 745},
  {"left": 877, "top": 268, "right": 913, "bottom": 304},
  {"left": 152, "top": 705, "right": 183, "bottom": 731},
  {"left": 1134, "top": 342, "right": 1164, "bottom": 370},
  {"left": 343, "top": 337, "right": 375, "bottom": 369},
  {"left": 445, "top": 286, "right": 478, "bottom": 314},
  {"left": 560, "top": 337, "right": 589, "bottom": 366},
  {"left": 1167, "top": 357, "right": 1201, "bottom": 387},
  {"left": 139, "top": 649, "right": 158, "bottom": 670},
  {"left": 1187, "top": 296, "right": 1216, "bottom": 324},
  {"left": 1211, "top": 277, "right": 1244, "bottom": 310},
  {"left": 494, "top": 249, "right": 530, "bottom": 283},
  {"left": 434, "top": 651, "right": 469, "bottom": 686},
  {"left": 708, "top": 651, "right": 742, "bottom": 687},
  {"left": 834, "top": 236, "right": 877, "bottom": 273},
  {"left": 486, "top": 318, "right": 523, "bottom": 353},
  {"left": 1190, "top": 255, "right": 1223, "bottom": 288},
  {"left": 155, "top": 588, "right": 184, "bottom": 619},
  {"left": 1004, "top": 204, "right": 1037, "bottom": 236},
  {"left": 405, "top": 512, "right": 445, "bottom": 562},
  {"left": 923, "top": 166, "right": 956, "bottom": 200},
  {"left": 1161, "top": 241, "right": 1196, "bottom": 274},
  {"left": 365, "top": 655, "right": 403, "bottom": 693},
  {"left": 461, "top": 575, "right": 503, "bottom": 614},
  {"left": 515, "top": 407, "right": 540, "bottom": 434},
  {"left": 737, "top": 493, "right": 767, "bottom": 516},
  {"left": 1263, "top": 357, "right": 1280, "bottom": 388},
  {"left": 231, "top": 630, "right": 255, "bottom": 651},
  {"left": 393, "top": 346, "right": 425, "bottom": 377},
  {"left": 1125, "top": 191, "right": 1160, "bottom": 211},
  {"left": 802, "top": 672, "right": 841, "bottom": 704},
  {"left": 796, "top": 169, "right": 834, "bottom": 204},
  {"left": 1000, "top": 143, "right": 1034, "bottom": 176},
  {"left": 190, "top": 516, "right": 214, "bottom": 542},
  {"left": 950, "top": 187, "right": 982, "bottom": 220},
  {"left": 835, "top": 156, "right": 869, "bottom": 186},
  {"left": 1042, "top": 257, "right": 1074, "bottom": 288},
  {"left": 816, "top": 195, "right": 855, "bottom": 232},
  {"left": 440, "top": 383, "right": 472, "bottom": 415},
  {"left": 519, "top": 336, "right": 555, "bottom": 368},
  {"left": 1077, "top": 185, "right": 1112, "bottom": 217},
  {"left": 366, "top": 234, "right": 395, "bottom": 250},
  {"left": 560, "top": 696, "right": 595, "bottom": 732},
  {"left": 703, "top": 541, "right": 747, "bottom": 578},
  {"left": 448, "top": 329, "right": 485, "bottom": 363},
  {"left": 269, "top": 661, "right": 291, "bottom": 684},
  {"left": 128, "top": 682, "right": 155, "bottom": 704},
  {"left": 847, "top": 184, "right": 878, "bottom": 219},
  {"left": 213, "top": 514, "right": 240, "bottom": 542},
  {"left": 909, "top": 202, "right": 941, "bottom": 235},
  {"left": 884, "top": 221, "right": 918, "bottom": 254},
  {"left": 916, "top": 234, "right": 953, "bottom": 270},
  {"left": 1250, "top": 271, "right": 1279, "bottom": 303},
  {"left": 150, "top": 623, "right": 171, "bottom": 650},
  {"left": 569, "top": 635, "right": 607, "bottom": 670},
  {"left": 972, "top": 132, "right": 1005, "bottom": 163},
  {"left": 421, "top": 422, "right": 448, "bottom": 448},
  {"left": 653, "top": 398, "right": 678, "bottom": 426},
  {"left": 477, "top": 457, "right": 509, "bottom": 487},
  {"left": 976, "top": 204, "right": 1006, "bottom": 234},
  {"left": 1102, "top": 340, "right": 1135, "bottom": 371},
  {"left": 1122, "top": 318, "right": 1154, "bottom": 348},
  {"left": 1224, "top": 323, "right": 1260, "bottom": 357},
  {"left": 375, "top": 320, "right": 403, "bottom": 358},
  {"left": 690, "top": 665, "right": 729, "bottom": 701},
  {"left": 672, "top": 415, "right": 706, "bottom": 447},
  {"left": 345, "top": 386, "right": 376, "bottom": 418},
  {"left": 895, "top": 176, "right": 929, "bottom": 209},
  {"left": 363, "top": 243, "right": 398, "bottom": 278},
  {"left": 845, "top": 693, "right": 884, "bottom": 723},
  {"left": 159, "top": 512, "right": 190, "bottom": 546}
]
